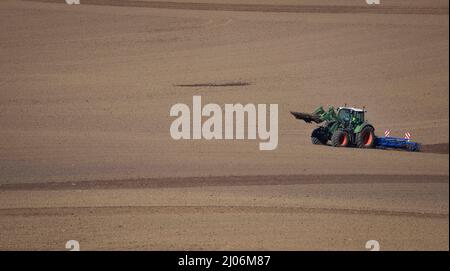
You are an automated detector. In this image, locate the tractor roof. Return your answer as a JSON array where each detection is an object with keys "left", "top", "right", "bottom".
[{"left": 337, "top": 107, "right": 365, "bottom": 112}]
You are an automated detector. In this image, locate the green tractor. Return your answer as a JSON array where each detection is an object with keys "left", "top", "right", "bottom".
[{"left": 291, "top": 106, "right": 376, "bottom": 148}]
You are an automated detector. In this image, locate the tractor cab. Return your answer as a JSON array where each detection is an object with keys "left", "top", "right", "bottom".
[{"left": 337, "top": 107, "right": 365, "bottom": 127}]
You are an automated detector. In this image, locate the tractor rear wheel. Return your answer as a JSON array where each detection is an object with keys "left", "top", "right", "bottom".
[
  {"left": 311, "top": 127, "right": 328, "bottom": 145},
  {"left": 356, "top": 126, "right": 375, "bottom": 148},
  {"left": 331, "top": 130, "right": 349, "bottom": 147}
]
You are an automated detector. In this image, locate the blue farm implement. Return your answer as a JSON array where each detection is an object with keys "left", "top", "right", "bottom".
[{"left": 375, "top": 136, "right": 421, "bottom": 152}]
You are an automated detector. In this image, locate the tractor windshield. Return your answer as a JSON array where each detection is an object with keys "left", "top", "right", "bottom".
[{"left": 337, "top": 109, "right": 351, "bottom": 122}]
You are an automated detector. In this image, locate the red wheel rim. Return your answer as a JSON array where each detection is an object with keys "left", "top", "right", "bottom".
[
  {"left": 364, "top": 132, "right": 373, "bottom": 146},
  {"left": 340, "top": 134, "right": 348, "bottom": 146}
]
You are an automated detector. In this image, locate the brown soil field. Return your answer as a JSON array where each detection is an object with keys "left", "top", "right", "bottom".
[{"left": 0, "top": 0, "right": 448, "bottom": 250}]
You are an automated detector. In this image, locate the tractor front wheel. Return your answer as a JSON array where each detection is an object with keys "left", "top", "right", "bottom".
[
  {"left": 331, "top": 130, "right": 349, "bottom": 147},
  {"left": 311, "top": 127, "right": 328, "bottom": 145},
  {"left": 356, "top": 126, "right": 375, "bottom": 148}
]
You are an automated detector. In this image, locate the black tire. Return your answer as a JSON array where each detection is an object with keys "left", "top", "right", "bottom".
[
  {"left": 356, "top": 126, "right": 375, "bottom": 148},
  {"left": 406, "top": 143, "right": 420, "bottom": 152},
  {"left": 311, "top": 127, "right": 328, "bottom": 145},
  {"left": 331, "top": 130, "right": 349, "bottom": 147}
]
